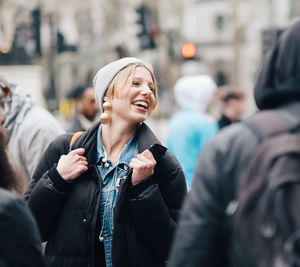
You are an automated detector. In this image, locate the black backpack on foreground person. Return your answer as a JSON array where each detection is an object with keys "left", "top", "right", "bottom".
[
  {"left": 167, "top": 19, "right": 300, "bottom": 267},
  {"left": 230, "top": 109, "right": 300, "bottom": 267}
]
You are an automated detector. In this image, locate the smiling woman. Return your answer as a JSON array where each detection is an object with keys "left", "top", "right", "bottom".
[
  {"left": 26, "top": 57, "right": 187, "bottom": 267},
  {"left": 101, "top": 64, "right": 157, "bottom": 126}
]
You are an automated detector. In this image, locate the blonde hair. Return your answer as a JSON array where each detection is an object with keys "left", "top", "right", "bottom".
[{"left": 104, "top": 63, "right": 158, "bottom": 107}]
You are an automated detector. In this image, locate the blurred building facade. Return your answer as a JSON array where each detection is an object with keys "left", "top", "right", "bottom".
[
  {"left": 181, "top": 0, "right": 300, "bottom": 101},
  {"left": 0, "top": 0, "right": 299, "bottom": 115}
]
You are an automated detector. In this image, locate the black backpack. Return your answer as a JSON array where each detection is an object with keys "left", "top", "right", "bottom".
[{"left": 230, "top": 110, "right": 300, "bottom": 267}]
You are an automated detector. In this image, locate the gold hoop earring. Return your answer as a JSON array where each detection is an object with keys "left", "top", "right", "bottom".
[{"left": 100, "top": 101, "right": 112, "bottom": 124}]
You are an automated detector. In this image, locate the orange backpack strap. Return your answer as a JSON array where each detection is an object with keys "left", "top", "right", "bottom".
[{"left": 69, "top": 131, "right": 84, "bottom": 149}]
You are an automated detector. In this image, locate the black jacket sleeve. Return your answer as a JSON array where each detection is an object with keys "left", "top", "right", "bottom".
[
  {"left": 0, "top": 191, "right": 45, "bottom": 267},
  {"left": 127, "top": 151, "right": 187, "bottom": 264},
  {"left": 25, "top": 133, "right": 73, "bottom": 241},
  {"left": 0, "top": 258, "right": 8, "bottom": 267}
]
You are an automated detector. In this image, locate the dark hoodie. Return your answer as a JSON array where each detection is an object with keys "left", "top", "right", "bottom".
[
  {"left": 254, "top": 19, "right": 300, "bottom": 109},
  {"left": 167, "top": 20, "right": 300, "bottom": 267}
]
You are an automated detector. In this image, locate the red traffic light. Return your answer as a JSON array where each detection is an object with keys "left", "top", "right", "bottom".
[{"left": 181, "top": 42, "right": 196, "bottom": 58}]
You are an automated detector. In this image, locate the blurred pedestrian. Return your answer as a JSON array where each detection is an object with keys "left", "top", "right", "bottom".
[
  {"left": 166, "top": 75, "right": 218, "bottom": 189},
  {"left": 0, "top": 78, "right": 65, "bottom": 188},
  {"left": 217, "top": 86, "right": 246, "bottom": 129},
  {"left": 0, "top": 79, "right": 11, "bottom": 126},
  {"left": 167, "top": 20, "right": 300, "bottom": 267},
  {"left": 0, "top": 126, "right": 44, "bottom": 267},
  {"left": 66, "top": 84, "right": 99, "bottom": 132},
  {"left": 26, "top": 57, "right": 187, "bottom": 267}
]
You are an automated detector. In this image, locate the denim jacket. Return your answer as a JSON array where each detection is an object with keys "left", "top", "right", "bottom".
[{"left": 96, "top": 125, "right": 138, "bottom": 266}]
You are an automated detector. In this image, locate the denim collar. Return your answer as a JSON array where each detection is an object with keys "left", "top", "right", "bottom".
[{"left": 96, "top": 125, "right": 138, "bottom": 179}]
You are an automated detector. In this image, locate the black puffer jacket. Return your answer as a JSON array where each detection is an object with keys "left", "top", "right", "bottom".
[
  {"left": 0, "top": 188, "right": 44, "bottom": 267},
  {"left": 25, "top": 122, "right": 187, "bottom": 267},
  {"left": 167, "top": 19, "right": 300, "bottom": 267}
]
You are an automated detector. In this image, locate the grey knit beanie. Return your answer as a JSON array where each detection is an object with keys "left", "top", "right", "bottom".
[{"left": 93, "top": 57, "right": 153, "bottom": 113}]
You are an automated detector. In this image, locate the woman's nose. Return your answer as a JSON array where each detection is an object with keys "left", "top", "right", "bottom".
[{"left": 141, "top": 86, "right": 152, "bottom": 95}]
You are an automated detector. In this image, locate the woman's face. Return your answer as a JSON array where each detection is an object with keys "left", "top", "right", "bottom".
[{"left": 109, "top": 66, "right": 156, "bottom": 124}]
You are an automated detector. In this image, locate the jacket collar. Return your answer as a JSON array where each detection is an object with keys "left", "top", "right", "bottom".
[
  {"left": 73, "top": 122, "right": 163, "bottom": 165},
  {"left": 136, "top": 123, "right": 161, "bottom": 153}
]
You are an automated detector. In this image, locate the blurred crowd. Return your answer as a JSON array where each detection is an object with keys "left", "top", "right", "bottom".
[{"left": 0, "top": 19, "right": 300, "bottom": 267}]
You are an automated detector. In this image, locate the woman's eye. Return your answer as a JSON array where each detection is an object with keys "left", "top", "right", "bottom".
[
  {"left": 132, "top": 81, "right": 139, "bottom": 86},
  {"left": 148, "top": 84, "right": 155, "bottom": 92}
]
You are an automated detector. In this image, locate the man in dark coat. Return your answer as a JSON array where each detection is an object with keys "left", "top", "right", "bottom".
[
  {"left": 66, "top": 84, "right": 99, "bottom": 132},
  {"left": 217, "top": 87, "right": 246, "bottom": 129},
  {"left": 167, "top": 19, "right": 300, "bottom": 267}
]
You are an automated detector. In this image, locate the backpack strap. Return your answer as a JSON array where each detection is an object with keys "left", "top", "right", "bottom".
[
  {"left": 243, "top": 110, "right": 300, "bottom": 141},
  {"left": 69, "top": 131, "right": 84, "bottom": 149}
]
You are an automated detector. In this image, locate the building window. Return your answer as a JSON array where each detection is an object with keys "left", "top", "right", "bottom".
[
  {"left": 216, "top": 71, "right": 228, "bottom": 87},
  {"left": 290, "top": 0, "right": 300, "bottom": 18},
  {"left": 215, "top": 15, "right": 226, "bottom": 32}
]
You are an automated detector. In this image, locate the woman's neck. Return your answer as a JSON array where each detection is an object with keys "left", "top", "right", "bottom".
[{"left": 101, "top": 122, "right": 137, "bottom": 164}]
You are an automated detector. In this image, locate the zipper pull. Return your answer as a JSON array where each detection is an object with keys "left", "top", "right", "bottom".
[
  {"left": 116, "top": 176, "right": 127, "bottom": 189},
  {"left": 99, "top": 228, "right": 104, "bottom": 242}
]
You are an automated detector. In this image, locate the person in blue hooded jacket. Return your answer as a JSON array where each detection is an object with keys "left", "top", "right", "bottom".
[{"left": 166, "top": 75, "right": 218, "bottom": 189}]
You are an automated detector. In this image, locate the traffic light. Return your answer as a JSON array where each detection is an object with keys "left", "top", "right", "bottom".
[
  {"left": 57, "top": 31, "right": 65, "bottom": 53},
  {"left": 136, "top": 4, "right": 157, "bottom": 50},
  {"left": 181, "top": 42, "right": 196, "bottom": 60},
  {"left": 136, "top": 4, "right": 146, "bottom": 35},
  {"left": 31, "top": 8, "right": 41, "bottom": 56}
]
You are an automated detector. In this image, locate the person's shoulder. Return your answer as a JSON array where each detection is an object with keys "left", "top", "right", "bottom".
[
  {"left": 159, "top": 149, "right": 184, "bottom": 176},
  {"left": 27, "top": 105, "right": 55, "bottom": 118},
  {"left": 164, "top": 149, "right": 181, "bottom": 166},
  {"left": 216, "top": 121, "right": 246, "bottom": 136},
  {"left": 0, "top": 188, "right": 41, "bottom": 241},
  {"left": 169, "top": 110, "right": 205, "bottom": 127},
  {"left": 0, "top": 188, "right": 25, "bottom": 215},
  {"left": 22, "top": 106, "right": 65, "bottom": 134},
  {"left": 154, "top": 149, "right": 186, "bottom": 191},
  {"left": 201, "top": 114, "right": 218, "bottom": 130},
  {"left": 0, "top": 188, "right": 17, "bottom": 206},
  {"left": 46, "top": 132, "right": 74, "bottom": 152},
  {"left": 206, "top": 120, "right": 257, "bottom": 155}
]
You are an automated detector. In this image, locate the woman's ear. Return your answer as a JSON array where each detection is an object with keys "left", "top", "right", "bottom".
[{"left": 103, "top": 96, "right": 111, "bottom": 102}]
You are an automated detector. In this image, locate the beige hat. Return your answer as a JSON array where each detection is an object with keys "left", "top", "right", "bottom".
[{"left": 93, "top": 57, "right": 153, "bottom": 113}]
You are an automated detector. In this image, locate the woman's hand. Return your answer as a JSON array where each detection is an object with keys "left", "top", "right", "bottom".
[
  {"left": 56, "top": 148, "right": 88, "bottom": 181},
  {"left": 129, "top": 149, "right": 156, "bottom": 186}
]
